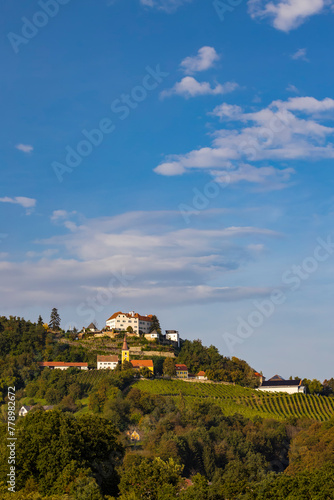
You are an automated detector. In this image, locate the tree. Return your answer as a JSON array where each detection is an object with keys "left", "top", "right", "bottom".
[
  {"left": 10, "top": 410, "right": 123, "bottom": 496},
  {"left": 163, "top": 358, "right": 176, "bottom": 377},
  {"left": 122, "top": 360, "right": 133, "bottom": 371},
  {"left": 126, "top": 326, "right": 133, "bottom": 333},
  {"left": 140, "top": 367, "right": 153, "bottom": 378},
  {"left": 49, "top": 308, "right": 61, "bottom": 331},
  {"left": 149, "top": 315, "right": 161, "bottom": 334},
  {"left": 119, "top": 456, "right": 182, "bottom": 499}
]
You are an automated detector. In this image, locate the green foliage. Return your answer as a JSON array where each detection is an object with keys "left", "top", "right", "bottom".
[
  {"left": 0, "top": 410, "right": 123, "bottom": 497},
  {"left": 177, "top": 340, "right": 259, "bottom": 387},
  {"left": 149, "top": 315, "right": 161, "bottom": 335},
  {"left": 163, "top": 358, "right": 176, "bottom": 377},
  {"left": 118, "top": 455, "right": 183, "bottom": 499},
  {"left": 49, "top": 308, "right": 61, "bottom": 332},
  {"left": 134, "top": 379, "right": 334, "bottom": 422},
  {"left": 140, "top": 366, "right": 153, "bottom": 378}
]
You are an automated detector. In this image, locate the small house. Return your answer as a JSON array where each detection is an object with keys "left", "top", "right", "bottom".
[
  {"left": 175, "top": 364, "right": 188, "bottom": 379},
  {"left": 97, "top": 355, "right": 119, "bottom": 370},
  {"left": 18, "top": 405, "right": 32, "bottom": 417},
  {"left": 130, "top": 360, "right": 154, "bottom": 373}
]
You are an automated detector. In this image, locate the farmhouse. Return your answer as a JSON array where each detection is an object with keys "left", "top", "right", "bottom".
[
  {"left": 175, "top": 364, "right": 188, "bottom": 379},
  {"left": 145, "top": 330, "right": 160, "bottom": 342},
  {"left": 197, "top": 371, "right": 207, "bottom": 380},
  {"left": 106, "top": 311, "right": 153, "bottom": 334},
  {"left": 19, "top": 405, "right": 54, "bottom": 416},
  {"left": 97, "top": 355, "right": 119, "bottom": 370},
  {"left": 130, "top": 360, "right": 154, "bottom": 373},
  {"left": 38, "top": 361, "right": 88, "bottom": 371},
  {"left": 18, "top": 405, "right": 32, "bottom": 417},
  {"left": 257, "top": 375, "right": 306, "bottom": 394}
]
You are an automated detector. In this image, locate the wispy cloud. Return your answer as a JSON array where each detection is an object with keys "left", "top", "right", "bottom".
[
  {"left": 286, "top": 84, "right": 299, "bottom": 93},
  {"left": 161, "top": 77, "right": 238, "bottom": 99},
  {"left": 248, "top": 0, "right": 333, "bottom": 32},
  {"left": 0, "top": 196, "right": 36, "bottom": 214},
  {"left": 140, "top": 0, "right": 193, "bottom": 13},
  {"left": 0, "top": 210, "right": 279, "bottom": 311},
  {"left": 154, "top": 96, "right": 334, "bottom": 188},
  {"left": 15, "top": 144, "right": 34, "bottom": 154},
  {"left": 180, "top": 46, "right": 220, "bottom": 74},
  {"left": 291, "top": 48, "right": 309, "bottom": 62}
]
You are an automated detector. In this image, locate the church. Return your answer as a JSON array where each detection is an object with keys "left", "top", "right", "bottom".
[
  {"left": 97, "top": 334, "right": 154, "bottom": 373},
  {"left": 121, "top": 335, "right": 154, "bottom": 373}
]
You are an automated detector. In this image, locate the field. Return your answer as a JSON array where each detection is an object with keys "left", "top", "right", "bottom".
[
  {"left": 76, "top": 369, "right": 113, "bottom": 390},
  {"left": 133, "top": 379, "right": 334, "bottom": 422}
]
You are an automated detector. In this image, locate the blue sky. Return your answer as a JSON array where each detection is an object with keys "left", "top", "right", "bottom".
[{"left": 1, "top": 0, "right": 334, "bottom": 380}]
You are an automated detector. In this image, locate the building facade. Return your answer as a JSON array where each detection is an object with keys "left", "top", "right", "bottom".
[
  {"left": 175, "top": 364, "right": 188, "bottom": 378},
  {"left": 38, "top": 361, "right": 88, "bottom": 371},
  {"left": 131, "top": 360, "right": 154, "bottom": 373},
  {"left": 165, "top": 330, "right": 180, "bottom": 347},
  {"left": 106, "top": 311, "right": 153, "bottom": 334},
  {"left": 97, "top": 355, "right": 119, "bottom": 370},
  {"left": 257, "top": 375, "right": 306, "bottom": 394}
]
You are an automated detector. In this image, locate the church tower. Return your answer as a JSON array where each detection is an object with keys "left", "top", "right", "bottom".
[{"left": 121, "top": 334, "right": 130, "bottom": 365}]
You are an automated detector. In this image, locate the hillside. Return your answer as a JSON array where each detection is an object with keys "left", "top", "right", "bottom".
[{"left": 133, "top": 379, "right": 334, "bottom": 422}]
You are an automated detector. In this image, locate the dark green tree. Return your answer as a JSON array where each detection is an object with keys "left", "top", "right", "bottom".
[
  {"left": 163, "top": 357, "right": 176, "bottom": 377},
  {"left": 149, "top": 315, "right": 161, "bottom": 334},
  {"left": 49, "top": 308, "right": 61, "bottom": 331}
]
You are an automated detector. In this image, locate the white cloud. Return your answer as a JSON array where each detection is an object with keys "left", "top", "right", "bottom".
[
  {"left": 26, "top": 249, "right": 59, "bottom": 258},
  {"left": 154, "top": 96, "right": 334, "bottom": 187},
  {"left": 0, "top": 211, "right": 279, "bottom": 314},
  {"left": 286, "top": 84, "right": 299, "bottom": 93},
  {"left": 212, "top": 164, "right": 295, "bottom": 191},
  {"left": 140, "top": 0, "right": 193, "bottom": 12},
  {"left": 51, "top": 210, "right": 77, "bottom": 222},
  {"left": 248, "top": 0, "right": 333, "bottom": 32},
  {"left": 271, "top": 96, "right": 334, "bottom": 113},
  {"left": 291, "top": 48, "right": 309, "bottom": 61},
  {"left": 15, "top": 144, "right": 33, "bottom": 154},
  {"left": 0, "top": 196, "right": 36, "bottom": 213},
  {"left": 180, "top": 46, "right": 220, "bottom": 74},
  {"left": 210, "top": 103, "right": 243, "bottom": 120},
  {"left": 161, "top": 77, "right": 238, "bottom": 99}
]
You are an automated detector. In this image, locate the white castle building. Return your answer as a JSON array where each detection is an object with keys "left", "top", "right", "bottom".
[{"left": 106, "top": 311, "right": 153, "bottom": 335}]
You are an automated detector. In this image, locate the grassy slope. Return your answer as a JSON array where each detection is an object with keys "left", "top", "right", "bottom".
[{"left": 133, "top": 379, "right": 334, "bottom": 422}]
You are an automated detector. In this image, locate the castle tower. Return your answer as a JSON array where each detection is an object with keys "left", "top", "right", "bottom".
[{"left": 121, "top": 334, "right": 130, "bottom": 365}]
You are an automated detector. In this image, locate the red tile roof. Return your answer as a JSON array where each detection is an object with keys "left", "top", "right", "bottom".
[
  {"left": 131, "top": 360, "right": 154, "bottom": 368},
  {"left": 39, "top": 361, "right": 88, "bottom": 368},
  {"left": 175, "top": 364, "right": 188, "bottom": 371},
  {"left": 107, "top": 311, "right": 153, "bottom": 322},
  {"left": 197, "top": 371, "right": 206, "bottom": 376}
]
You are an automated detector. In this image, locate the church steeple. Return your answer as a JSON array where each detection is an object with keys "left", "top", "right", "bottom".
[{"left": 121, "top": 334, "right": 129, "bottom": 365}]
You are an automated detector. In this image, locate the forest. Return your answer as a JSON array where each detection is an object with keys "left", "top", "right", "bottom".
[{"left": 0, "top": 315, "right": 333, "bottom": 499}]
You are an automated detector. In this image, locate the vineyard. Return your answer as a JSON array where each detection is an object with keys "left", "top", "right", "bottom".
[
  {"left": 76, "top": 369, "right": 112, "bottom": 390},
  {"left": 134, "top": 379, "right": 334, "bottom": 422}
]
